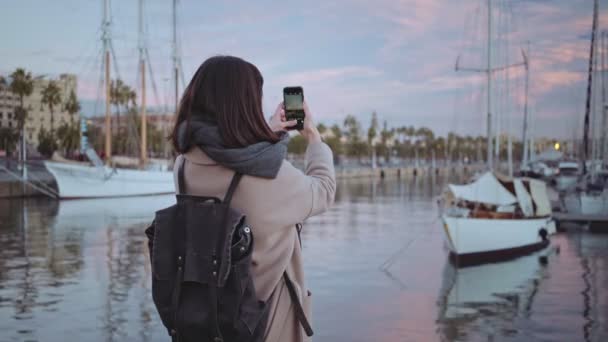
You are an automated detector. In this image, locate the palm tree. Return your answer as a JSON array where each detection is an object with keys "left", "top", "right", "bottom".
[
  {"left": 326, "top": 124, "right": 343, "bottom": 164},
  {"left": 9, "top": 68, "right": 34, "bottom": 164},
  {"left": 57, "top": 121, "right": 80, "bottom": 156},
  {"left": 41, "top": 80, "right": 62, "bottom": 134},
  {"left": 125, "top": 87, "right": 136, "bottom": 111},
  {"left": 0, "top": 127, "right": 19, "bottom": 162},
  {"left": 0, "top": 76, "right": 7, "bottom": 92},
  {"left": 64, "top": 89, "right": 81, "bottom": 125},
  {"left": 110, "top": 79, "right": 123, "bottom": 132},
  {"left": 378, "top": 120, "right": 394, "bottom": 162},
  {"left": 9, "top": 69, "right": 34, "bottom": 131},
  {"left": 367, "top": 111, "right": 378, "bottom": 146},
  {"left": 343, "top": 115, "right": 367, "bottom": 161}
]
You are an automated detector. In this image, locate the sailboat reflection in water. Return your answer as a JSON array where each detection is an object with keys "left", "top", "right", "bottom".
[{"left": 436, "top": 249, "right": 550, "bottom": 341}]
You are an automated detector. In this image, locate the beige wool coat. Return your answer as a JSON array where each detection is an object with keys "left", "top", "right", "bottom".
[{"left": 174, "top": 141, "right": 336, "bottom": 342}]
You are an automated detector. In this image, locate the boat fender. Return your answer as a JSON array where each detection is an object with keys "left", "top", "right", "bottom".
[{"left": 538, "top": 228, "right": 548, "bottom": 242}]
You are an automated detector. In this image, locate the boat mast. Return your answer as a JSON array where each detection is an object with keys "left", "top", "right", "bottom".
[
  {"left": 486, "top": 0, "right": 493, "bottom": 170},
  {"left": 521, "top": 43, "right": 530, "bottom": 166},
  {"left": 591, "top": 26, "right": 599, "bottom": 172},
  {"left": 138, "top": 0, "right": 147, "bottom": 167},
  {"left": 102, "top": 0, "right": 112, "bottom": 165},
  {"left": 582, "top": 0, "right": 598, "bottom": 175},
  {"left": 172, "top": 0, "right": 180, "bottom": 115},
  {"left": 455, "top": 0, "right": 525, "bottom": 172},
  {"left": 599, "top": 31, "right": 608, "bottom": 168}
]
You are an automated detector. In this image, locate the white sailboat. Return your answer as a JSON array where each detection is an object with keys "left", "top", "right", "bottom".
[
  {"left": 560, "top": 0, "right": 608, "bottom": 220},
  {"left": 441, "top": 172, "right": 555, "bottom": 266},
  {"left": 440, "top": 0, "right": 554, "bottom": 266},
  {"left": 45, "top": 0, "right": 180, "bottom": 199},
  {"left": 44, "top": 161, "right": 174, "bottom": 199}
]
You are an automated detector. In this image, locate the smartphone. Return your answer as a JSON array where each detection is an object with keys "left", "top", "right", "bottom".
[{"left": 283, "top": 86, "right": 305, "bottom": 130}]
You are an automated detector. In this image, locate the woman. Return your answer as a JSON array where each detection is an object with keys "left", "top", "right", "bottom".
[{"left": 171, "top": 55, "right": 336, "bottom": 342}]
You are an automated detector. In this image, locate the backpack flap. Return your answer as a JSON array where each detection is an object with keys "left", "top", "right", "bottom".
[{"left": 176, "top": 202, "right": 246, "bottom": 287}]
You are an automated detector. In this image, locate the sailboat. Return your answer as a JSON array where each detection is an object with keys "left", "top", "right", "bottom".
[
  {"left": 560, "top": 0, "right": 608, "bottom": 219},
  {"left": 440, "top": 0, "right": 555, "bottom": 266},
  {"left": 554, "top": 160, "right": 580, "bottom": 192},
  {"left": 45, "top": 0, "right": 180, "bottom": 199}
]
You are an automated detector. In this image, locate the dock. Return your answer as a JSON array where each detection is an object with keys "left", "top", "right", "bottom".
[{"left": 554, "top": 212, "right": 608, "bottom": 233}]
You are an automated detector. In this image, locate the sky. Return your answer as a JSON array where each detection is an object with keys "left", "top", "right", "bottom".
[{"left": 0, "top": 0, "right": 606, "bottom": 140}]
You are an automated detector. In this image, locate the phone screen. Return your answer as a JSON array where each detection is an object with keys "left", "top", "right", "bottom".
[
  {"left": 285, "top": 93, "right": 303, "bottom": 114},
  {"left": 283, "top": 87, "right": 305, "bottom": 129}
]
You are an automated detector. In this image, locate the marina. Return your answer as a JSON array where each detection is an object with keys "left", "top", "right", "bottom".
[
  {"left": 0, "top": 175, "right": 606, "bottom": 341},
  {"left": 0, "top": 0, "right": 607, "bottom": 340}
]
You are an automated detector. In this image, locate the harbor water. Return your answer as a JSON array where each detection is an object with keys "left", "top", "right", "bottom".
[{"left": 0, "top": 175, "right": 606, "bottom": 341}]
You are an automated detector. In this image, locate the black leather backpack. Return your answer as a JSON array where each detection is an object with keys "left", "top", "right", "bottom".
[{"left": 145, "top": 158, "right": 313, "bottom": 342}]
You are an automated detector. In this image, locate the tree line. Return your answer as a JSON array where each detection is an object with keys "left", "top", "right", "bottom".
[
  {"left": 1, "top": 67, "right": 526, "bottom": 165},
  {"left": 288, "top": 111, "right": 526, "bottom": 165},
  {"left": 0, "top": 68, "right": 167, "bottom": 160}
]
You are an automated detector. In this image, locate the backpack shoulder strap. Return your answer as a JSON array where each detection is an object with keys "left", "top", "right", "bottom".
[
  {"left": 282, "top": 223, "right": 313, "bottom": 337},
  {"left": 223, "top": 172, "right": 243, "bottom": 205},
  {"left": 177, "top": 156, "right": 186, "bottom": 195},
  {"left": 283, "top": 272, "right": 314, "bottom": 337}
]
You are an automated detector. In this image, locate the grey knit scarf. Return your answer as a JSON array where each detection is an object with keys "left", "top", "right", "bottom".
[{"left": 177, "top": 118, "right": 289, "bottom": 179}]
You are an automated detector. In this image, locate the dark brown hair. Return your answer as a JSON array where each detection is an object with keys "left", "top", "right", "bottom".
[{"left": 170, "top": 55, "right": 280, "bottom": 152}]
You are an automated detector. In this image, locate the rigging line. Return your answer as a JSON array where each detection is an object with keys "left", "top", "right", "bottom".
[
  {"left": 81, "top": 47, "right": 104, "bottom": 115},
  {"left": 77, "top": 44, "right": 103, "bottom": 85},
  {"left": 145, "top": 48, "right": 162, "bottom": 109},
  {"left": 93, "top": 46, "right": 106, "bottom": 119},
  {"left": 61, "top": 32, "right": 101, "bottom": 82},
  {"left": 109, "top": 41, "right": 123, "bottom": 83},
  {"left": 78, "top": 48, "right": 106, "bottom": 106}
]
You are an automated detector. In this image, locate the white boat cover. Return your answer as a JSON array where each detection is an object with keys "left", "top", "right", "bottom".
[
  {"left": 528, "top": 179, "right": 552, "bottom": 216},
  {"left": 514, "top": 179, "right": 534, "bottom": 217},
  {"left": 448, "top": 172, "right": 517, "bottom": 206}
]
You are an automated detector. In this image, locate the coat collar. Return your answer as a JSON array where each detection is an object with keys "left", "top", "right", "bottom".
[{"left": 183, "top": 146, "right": 218, "bottom": 166}]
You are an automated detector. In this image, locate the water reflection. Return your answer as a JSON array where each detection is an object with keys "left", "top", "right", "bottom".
[
  {"left": 0, "top": 174, "right": 606, "bottom": 341},
  {"left": 435, "top": 233, "right": 608, "bottom": 342},
  {"left": 0, "top": 196, "right": 173, "bottom": 342},
  {"left": 436, "top": 250, "right": 549, "bottom": 341}
]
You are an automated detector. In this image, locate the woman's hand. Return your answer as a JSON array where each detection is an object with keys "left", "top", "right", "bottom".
[
  {"left": 300, "top": 101, "right": 321, "bottom": 144},
  {"left": 269, "top": 101, "right": 321, "bottom": 144},
  {"left": 269, "top": 102, "right": 298, "bottom": 132}
]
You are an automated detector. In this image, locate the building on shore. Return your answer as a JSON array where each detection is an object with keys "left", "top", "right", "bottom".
[{"left": 0, "top": 73, "right": 79, "bottom": 149}]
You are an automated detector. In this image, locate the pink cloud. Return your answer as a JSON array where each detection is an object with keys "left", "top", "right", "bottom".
[{"left": 534, "top": 71, "right": 584, "bottom": 95}]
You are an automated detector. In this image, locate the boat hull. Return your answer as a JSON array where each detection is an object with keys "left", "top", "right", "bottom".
[
  {"left": 45, "top": 161, "right": 175, "bottom": 199},
  {"left": 441, "top": 215, "right": 552, "bottom": 266},
  {"left": 564, "top": 191, "right": 608, "bottom": 215}
]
